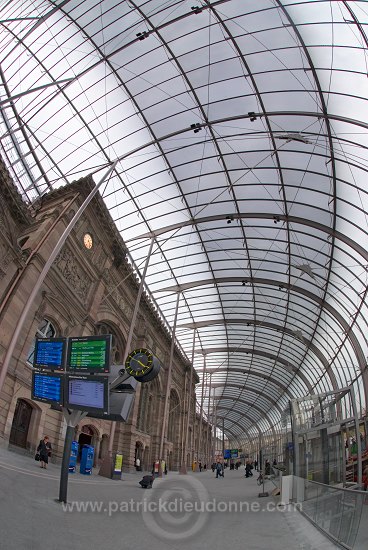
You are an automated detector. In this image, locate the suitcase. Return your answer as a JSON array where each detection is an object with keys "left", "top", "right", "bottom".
[{"left": 139, "top": 475, "right": 154, "bottom": 488}]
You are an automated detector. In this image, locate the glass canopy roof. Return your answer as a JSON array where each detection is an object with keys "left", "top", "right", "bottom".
[{"left": 1, "top": 0, "right": 367, "bottom": 446}]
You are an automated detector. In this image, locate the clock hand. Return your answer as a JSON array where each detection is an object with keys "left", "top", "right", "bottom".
[{"left": 133, "top": 358, "right": 147, "bottom": 369}]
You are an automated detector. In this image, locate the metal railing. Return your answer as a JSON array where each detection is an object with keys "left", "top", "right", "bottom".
[{"left": 299, "top": 479, "right": 368, "bottom": 549}]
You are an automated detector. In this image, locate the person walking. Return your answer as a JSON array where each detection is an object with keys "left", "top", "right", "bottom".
[
  {"left": 245, "top": 461, "right": 253, "bottom": 478},
  {"left": 37, "top": 435, "right": 52, "bottom": 469},
  {"left": 216, "top": 461, "right": 224, "bottom": 478}
]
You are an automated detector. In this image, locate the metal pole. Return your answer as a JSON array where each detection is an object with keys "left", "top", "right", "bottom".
[
  {"left": 212, "top": 404, "right": 218, "bottom": 462},
  {"left": 0, "top": 162, "right": 118, "bottom": 394},
  {"left": 222, "top": 417, "right": 225, "bottom": 458},
  {"left": 108, "top": 236, "right": 155, "bottom": 453},
  {"left": 58, "top": 409, "right": 87, "bottom": 503},
  {"left": 197, "top": 353, "right": 206, "bottom": 466},
  {"left": 59, "top": 425, "right": 74, "bottom": 503},
  {"left": 206, "top": 373, "right": 212, "bottom": 466},
  {"left": 180, "top": 370, "right": 188, "bottom": 465},
  {"left": 350, "top": 387, "right": 363, "bottom": 487},
  {"left": 158, "top": 292, "right": 180, "bottom": 468},
  {"left": 180, "top": 331, "right": 196, "bottom": 474}
]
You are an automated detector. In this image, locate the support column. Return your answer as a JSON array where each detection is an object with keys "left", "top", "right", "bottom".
[
  {"left": 222, "top": 417, "right": 225, "bottom": 458},
  {"left": 158, "top": 292, "right": 180, "bottom": 472},
  {"left": 197, "top": 353, "right": 206, "bottom": 466},
  {"left": 212, "top": 404, "right": 218, "bottom": 462},
  {"left": 351, "top": 387, "right": 363, "bottom": 487},
  {"left": 180, "top": 369, "right": 188, "bottom": 466},
  {"left": 179, "top": 331, "right": 196, "bottom": 474},
  {"left": 206, "top": 373, "right": 212, "bottom": 466},
  {"left": 108, "top": 237, "right": 155, "bottom": 455}
]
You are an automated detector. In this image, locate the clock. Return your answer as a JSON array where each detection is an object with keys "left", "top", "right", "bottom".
[
  {"left": 125, "top": 348, "right": 160, "bottom": 382},
  {"left": 83, "top": 233, "right": 93, "bottom": 249}
]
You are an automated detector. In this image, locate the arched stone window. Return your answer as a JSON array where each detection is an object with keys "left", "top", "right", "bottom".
[
  {"left": 168, "top": 390, "right": 180, "bottom": 443},
  {"left": 136, "top": 378, "right": 160, "bottom": 434},
  {"left": 94, "top": 322, "right": 124, "bottom": 364}
]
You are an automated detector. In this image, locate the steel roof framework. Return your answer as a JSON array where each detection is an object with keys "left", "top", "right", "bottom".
[{"left": 0, "top": 0, "right": 367, "bottom": 445}]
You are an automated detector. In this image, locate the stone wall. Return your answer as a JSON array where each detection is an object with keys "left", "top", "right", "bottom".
[{"left": 0, "top": 165, "right": 209, "bottom": 470}]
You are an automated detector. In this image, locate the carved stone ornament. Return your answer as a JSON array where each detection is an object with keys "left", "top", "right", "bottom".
[
  {"left": 41, "top": 291, "right": 76, "bottom": 327},
  {"left": 55, "top": 247, "right": 92, "bottom": 302},
  {"left": 0, "top": 242, "right": 14, "bottom": 278},
  {"left": 102, "top": 268, "right": 132, "bottom": 318}
]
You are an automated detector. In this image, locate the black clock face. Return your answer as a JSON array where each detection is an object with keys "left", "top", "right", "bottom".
[
  {"left": 125, "top": 348, "right": 153, "bottom": 378},
  {"left": 130, "top": 352, "right": 148, "bottom": 372},
  {"left": 125, "top": 348, "right": 161, "bottom": 382}
]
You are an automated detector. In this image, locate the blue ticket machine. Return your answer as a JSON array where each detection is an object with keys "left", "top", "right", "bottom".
[
  {"left": 69, "top": 441, "right": 79, "bottom": 473},
  {"left": 80, "top": 445, "right": 94, "bottom": 475}
]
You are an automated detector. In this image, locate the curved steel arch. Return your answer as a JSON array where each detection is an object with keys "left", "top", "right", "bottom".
[
  {"left": 216, "top": 414, "right": 262, "bottom": 444},
  {"left": 195, "top": 347, "right": 312, "bottom": 391},
  {"left": 216, "top": 401, "right": 276, "bottom": 433},
  {"left": 128, "top": 213, "right": 368, "bottom": 264},
  {"left": 196, "top": 369, "right": 300, "bottom": 398},
  {"left": 212, "top": 391, "right": 283, "bottom": 415},
  {"left": 186, "top": 318, "right": 337, "bottom": 388},
  {"left": 216, "top": 406, "right": 276, "bottom": 441},
  {"left": 158, "top": 277, "right": 366, "bottom": 371}
]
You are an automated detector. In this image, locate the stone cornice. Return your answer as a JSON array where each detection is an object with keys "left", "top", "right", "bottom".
[
  {"left": 0, "top": 157, "right": 30, "bottom": 225},
  {"left": 41, "top": 175, "right": 128, "bottom": 257}
]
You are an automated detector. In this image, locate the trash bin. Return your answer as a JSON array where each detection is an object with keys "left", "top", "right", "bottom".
[
  {"left": 80, "top": 445, "right": 94, "bottom": 475},
  {"left": 69, "top": 441, "right": 79, "bottom": 473}
]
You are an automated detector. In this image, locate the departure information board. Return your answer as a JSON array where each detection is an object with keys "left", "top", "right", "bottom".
[
  {"left": 33, "top": 338, "right": 66, "bottom": 370},
  {"left": 65, "top": 375, "right": 109, "bottom": 413},
  {"left": 66, "top": 335, "right": 111, "bottom": 373},
  {"left": 32, "top": 371, "right": 63, "bottom": 405}
]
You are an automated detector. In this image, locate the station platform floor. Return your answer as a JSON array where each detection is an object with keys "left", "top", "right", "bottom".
[{"left": 0, "top": 447, "right": 340, "bottom": 550}]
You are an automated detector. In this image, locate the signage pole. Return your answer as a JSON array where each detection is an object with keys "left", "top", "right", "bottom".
[
  {"left": 59, "top": 425, "right": 74, "bottom": 504},
  {"left": 59, "top": 409, "right": 87, "bottom": 503}
]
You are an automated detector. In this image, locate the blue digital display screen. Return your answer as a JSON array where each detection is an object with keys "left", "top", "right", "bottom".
[
  {"left": 33, "top": 338, "right": 66, "bottom": 370},
  {"left": 32, "top": 372, "right": 63, "bottom": 405}
]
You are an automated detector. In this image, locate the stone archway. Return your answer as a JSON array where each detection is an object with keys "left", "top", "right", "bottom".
[
  {"left": 135, "top": 441, "right": 144, "bottom": 470},
  {"left": 77, "top": 424, "right": 100, "bottom": 466},
  {"left": 9, "top": 398, "right": 35, "bottom": 449}
]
